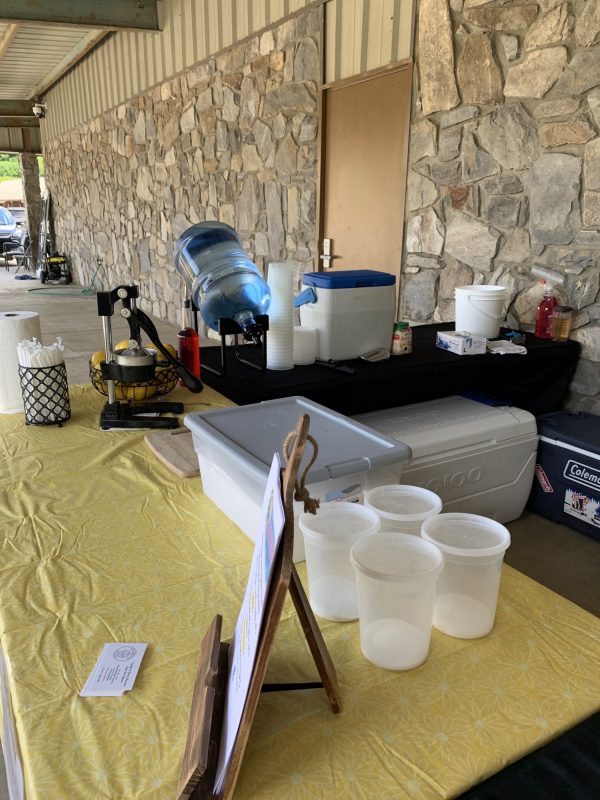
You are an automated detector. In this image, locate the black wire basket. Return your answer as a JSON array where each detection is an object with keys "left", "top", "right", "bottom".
[{"left": 89, "top": 359, "right": 179, "bottom": 401}]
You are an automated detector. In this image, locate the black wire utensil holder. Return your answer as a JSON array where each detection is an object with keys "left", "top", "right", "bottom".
[{"left": 18, "top": 363, "right": 71, "bottom": 426}]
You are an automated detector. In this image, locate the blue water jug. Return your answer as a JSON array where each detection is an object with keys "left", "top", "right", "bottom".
[{"left": 174, "top": 222, "right": 270, "bottom": 342}]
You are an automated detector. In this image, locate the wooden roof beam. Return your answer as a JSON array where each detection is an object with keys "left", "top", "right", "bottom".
[
  {"left": 0, "top": 101, "right": 36, "bottom": 118},
  {"left": 0, "top": 0, "right": 159, "bottom": 32},
  {"left": 0, "top": 117, "right": 40, "bottom": 128},
  {"left": 0, "top": 23, "right": 19, "bottom": 62}
]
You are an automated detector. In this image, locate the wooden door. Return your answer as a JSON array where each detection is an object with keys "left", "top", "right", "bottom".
[{"left": 317, "top": 61, "right": 412, "bottom": 290}]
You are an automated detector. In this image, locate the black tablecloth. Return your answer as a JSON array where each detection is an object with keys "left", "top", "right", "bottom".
[
  {"left": 459, "top": 710, "right": 600, "bottom": 800},
  {"left": 200, "top": 323, "right": 580, "bottom": 416}
]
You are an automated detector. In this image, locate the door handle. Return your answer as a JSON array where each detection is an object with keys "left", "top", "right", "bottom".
[{"left": 320, "top": 238, "right": 340, "bottom": 269}]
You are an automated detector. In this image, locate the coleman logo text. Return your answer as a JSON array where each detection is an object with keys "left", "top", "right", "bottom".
[{"left": 563, "top": 459, "right": 600, "bottom": 493}]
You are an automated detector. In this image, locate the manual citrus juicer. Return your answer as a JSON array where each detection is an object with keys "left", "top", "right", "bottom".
[{"left": 96, "top": 284, "right": 203, "bottom": 430}]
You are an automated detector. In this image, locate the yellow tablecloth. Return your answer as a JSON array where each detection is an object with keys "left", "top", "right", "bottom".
[{"left": 1, "top": 385, "right": 600, "bottom": 800}]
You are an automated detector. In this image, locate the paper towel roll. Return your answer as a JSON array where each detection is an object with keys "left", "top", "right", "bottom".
[
  {"left": 293, "top": 326, "right": 318, "bottom": 365},
  {"left": 267, "top": 262, "right": 294, "bottom": 371},
  {"left": 0, "top": 311, "right": 42, "bottom": 413}
]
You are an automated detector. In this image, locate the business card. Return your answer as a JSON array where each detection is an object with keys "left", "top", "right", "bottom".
[{"left": 80, "top": 643, "right": 148, "bottom": 697}]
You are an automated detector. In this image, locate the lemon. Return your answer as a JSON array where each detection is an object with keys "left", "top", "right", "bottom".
[
  {"left": 119, "top": 384, "right": 156, "bottom": 401},
  {"left": 91, "top": 350, "right": 105, "bottom": 368},
  {"left": 89, "top": 346, "right": 159, "bottom": 401}
]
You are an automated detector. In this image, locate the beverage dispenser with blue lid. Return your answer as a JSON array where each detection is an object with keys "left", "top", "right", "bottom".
[{"left": 295, "top": 270, "right": 397, "bottom": 361}]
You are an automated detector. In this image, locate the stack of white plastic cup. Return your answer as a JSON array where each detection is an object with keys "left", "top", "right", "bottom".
[
  {"left": 293, "top": 326, "right": 318, "bottom": 365},
  {"left": 267, "top": 262, "right": 294, "bottom": 370}
]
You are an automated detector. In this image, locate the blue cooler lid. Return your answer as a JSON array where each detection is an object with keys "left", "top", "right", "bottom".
[
  {"left": 538, "top": 410, "right": 600, "bottom": 458},
  {"left": 302, "top": 270, "right": 396, "bottom": 289}
]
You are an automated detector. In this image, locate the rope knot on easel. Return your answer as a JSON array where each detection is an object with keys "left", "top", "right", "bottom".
[{"left": 283, "top": 430, "right": 320, "bottom": 515}]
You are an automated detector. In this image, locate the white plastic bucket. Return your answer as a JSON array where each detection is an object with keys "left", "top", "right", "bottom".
[
  {"left": 455, "top": 285, "right": 507, "bottom": 339},
  {"left": 351, "top": 532, "right": 443, "bottom": 670},
  {"left": 363, "top": 485, "right": 442, "bottom": 534},
  {"left": 421, "top": 512, "right": 511, "bottom": 639},
  {"left": 299, "top": 503, "right": 380, "bottom": 621}
]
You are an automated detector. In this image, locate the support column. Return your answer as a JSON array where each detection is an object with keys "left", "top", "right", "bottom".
[{"left": 19, "top": 152, "right": 42, "bottom": 264}]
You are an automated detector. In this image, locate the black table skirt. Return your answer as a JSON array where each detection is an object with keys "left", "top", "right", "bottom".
[
  {"left": 200, "top": 323, "right": 580, "bottom": 417},
  {"left": 458, "top": 711, "right": 600, "bottom": 800}
]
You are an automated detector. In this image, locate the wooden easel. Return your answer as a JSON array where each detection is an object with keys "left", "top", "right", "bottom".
[{"left": 177, "top": 414, "right": 341, "bottom": 800}]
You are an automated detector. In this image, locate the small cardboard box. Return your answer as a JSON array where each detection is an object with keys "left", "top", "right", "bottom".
[{"left": 436, "top": 330, "right": 487, "bottom": 356}]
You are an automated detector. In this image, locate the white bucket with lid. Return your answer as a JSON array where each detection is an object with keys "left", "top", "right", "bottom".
[
  {"left": 350, "top": 532, "right": 443, "bottom": 670},
  {"left": 363, "top": 485, "right": 442, "bottom": 534},
  {"left": 454, "top": 285, "right": 507, "bottom": 339},
  {"left": 299, "top": 503, "right": 380, "bottom": 621},
  {"left": 421, "top": 512, "right": 511, "bottom": 639}
]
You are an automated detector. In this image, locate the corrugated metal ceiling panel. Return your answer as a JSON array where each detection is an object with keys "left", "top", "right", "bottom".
[{"left": 0, "top": 24, "right": 100, "bottom": 99}]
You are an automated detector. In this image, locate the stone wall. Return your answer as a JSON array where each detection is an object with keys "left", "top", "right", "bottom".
[
  {"left": 406, "top": 0, "right": 600, "bottom": 412},
  {"left": 44, "top": 8, "right": 321, "bottom": 326}
]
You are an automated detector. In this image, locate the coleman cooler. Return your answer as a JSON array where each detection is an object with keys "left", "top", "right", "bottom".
[{"left": 528, "top": 410, "right": 600, "bottom": 542}]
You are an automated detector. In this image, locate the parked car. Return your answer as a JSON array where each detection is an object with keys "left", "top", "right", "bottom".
[
  {"left": 0, "top": 207, "right": 18, "bottom": 248},
  {"left": 8, "top": 207, "right": 26, "bottom": 229}
]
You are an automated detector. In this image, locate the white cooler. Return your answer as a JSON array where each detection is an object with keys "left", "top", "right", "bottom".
[
  {"left": 355, "top": 396, "right": 538, "bottom": 523},
  {"left": 185, "top": 396, "right": 410, "bottom": 562},
  {"left": 296, "top": 270, "right": 396, "bottom": 361}
]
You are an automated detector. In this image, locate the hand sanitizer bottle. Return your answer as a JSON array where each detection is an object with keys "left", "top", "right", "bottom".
[{"left": 534, "top": 281, "right": 556, "bottom": 339}]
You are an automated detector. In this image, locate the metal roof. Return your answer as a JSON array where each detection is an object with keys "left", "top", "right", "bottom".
[
  {"left": 0, "top": 2, "right": 159, "bottom": 151},
  {"left": 0, "top": 22, "right": 106, "bottom": 101}
]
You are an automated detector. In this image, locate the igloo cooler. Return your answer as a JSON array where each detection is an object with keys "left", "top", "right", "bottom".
[
  {"left": 354, "top": 395, "right": 538, "bottom": 523},
  {"left": 528, "top": 410, "right": 600, "bottom": 542},
  {"left": 184, "top": 396, "right": 410, "bottom": 562}
]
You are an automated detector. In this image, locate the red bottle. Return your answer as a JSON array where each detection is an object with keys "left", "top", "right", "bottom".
[
  {"left": 534, "top": 281, "right": 556, "bottom": 339},
  {"left": 178, "top": 299, "right": 200, "bottom": 385}
]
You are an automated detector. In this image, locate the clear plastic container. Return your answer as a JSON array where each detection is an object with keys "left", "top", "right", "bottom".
[
  {"left": 363, "top": 484, "right": 442, "bottom": 534},
  {"left": 351, "top": 532, "right": 443, "bottom": 670},
  {"left": 552, "top": 305, "right": 573, "bottom": 342},
  {"left": 173, "top": 221, "right": 270, "bottom": 341},
  {"left": 299, "top": 504, "right": 380, "bottom": 621},
  {"left": 421, "top": 512, "right": 511, "bottom": 639}
]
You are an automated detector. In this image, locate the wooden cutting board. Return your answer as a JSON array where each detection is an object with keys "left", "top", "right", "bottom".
[{"left": 144, "top": 427, "right": 200, "bottom": 478}]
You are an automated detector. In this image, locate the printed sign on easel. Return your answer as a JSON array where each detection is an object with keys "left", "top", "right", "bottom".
[
  {"left": 213, "top": 453, "right": 285, "bottom": 792},
  {"left": 176, "top": 414, "right": 341, "bottom": 800}
]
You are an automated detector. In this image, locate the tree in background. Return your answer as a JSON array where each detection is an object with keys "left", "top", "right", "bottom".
[{"left": 0, "top": 154, "right": 45, "bottom": 181}]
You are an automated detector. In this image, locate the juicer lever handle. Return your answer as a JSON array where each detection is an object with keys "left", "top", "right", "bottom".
[{"left": 133, "top": 307, "right": 204, "bottom": 394}]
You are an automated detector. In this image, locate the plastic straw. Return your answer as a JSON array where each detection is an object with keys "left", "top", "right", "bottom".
[{"left": 17, "top": 337, "right": 65, "bottom": 368}]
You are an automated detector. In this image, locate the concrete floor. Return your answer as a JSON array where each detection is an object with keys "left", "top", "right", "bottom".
[{"left": 0, "top": 266, "right": 599, "bottom": 798}]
